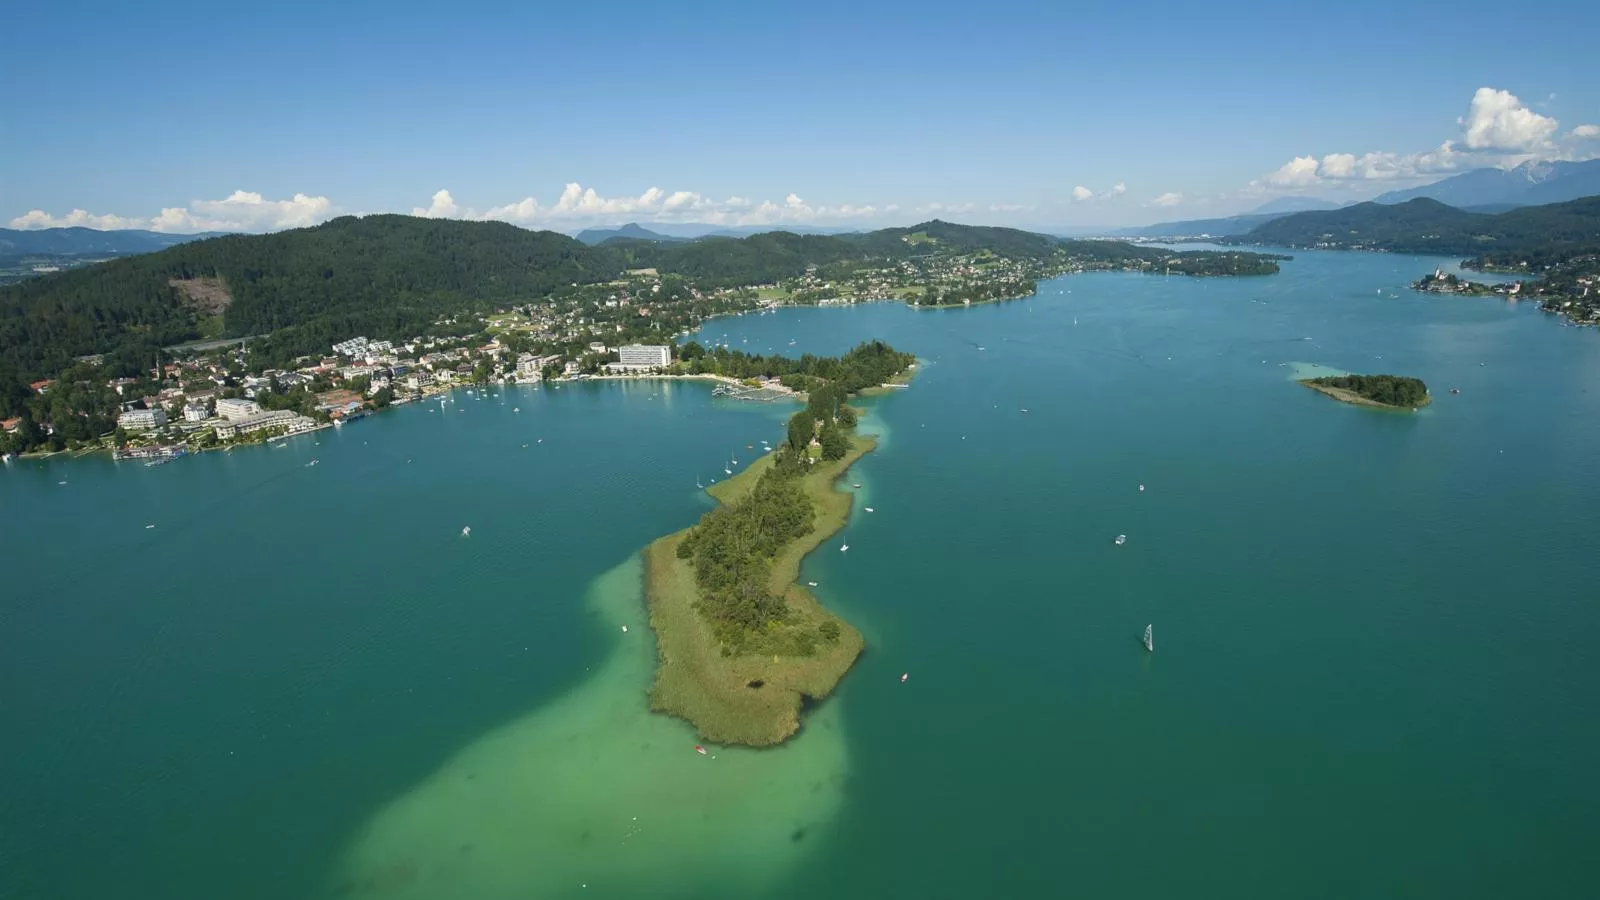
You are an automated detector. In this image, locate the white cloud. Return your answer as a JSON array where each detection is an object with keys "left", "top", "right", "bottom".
[
  {"left": 1104, "top": 182, "right": 1126, "bottom": 198},
  {"left": 1267, "top": 156, "right": 1321, "bottom": 187},
  {"left": 415, "top": 183, "right": 906, "bottom": 229},
  {"left": 1247, "top": 86, "right": 1594, "bottom": 199},
  {"left": 1460, "top": 87, "right": 1558, "bottom": 151},
  {"left": 9, "top": 208, "right": 143, "bottom": 230},
  {"left": 1148, "top": 192, "right": 1183, "bottom": 207},
  {"left": 1071, "top": 185, "right": 1094, "bottom": 201},
  {"left": 413, "top": 189, "right": 460, "bottom": 218},
  {"left": 9, "top": 190, "right": 335, "bottom": 233}
]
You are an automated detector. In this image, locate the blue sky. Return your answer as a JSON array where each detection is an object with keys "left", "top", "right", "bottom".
[{"left": 3, "top": 0, "right": 1598, "bottom": 233}]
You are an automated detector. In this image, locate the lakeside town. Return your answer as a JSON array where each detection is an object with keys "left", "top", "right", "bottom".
[
  {"left": 2, "top": 233, "right": 1271, "bottom": 460},
  {"left": 1412, "top": 256, "right": 1600, "bottom": 326}
]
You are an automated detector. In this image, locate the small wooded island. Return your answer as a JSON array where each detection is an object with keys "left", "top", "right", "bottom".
[
  {"left": 645, "top": 341, "right": 915, "bottom": 746},
  {"left": 1299, "top": 374, "right": 1431, "bottom": 410}
]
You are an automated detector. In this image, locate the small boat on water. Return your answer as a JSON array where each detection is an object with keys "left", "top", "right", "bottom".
[
  {"left": 840, "top": 543, "right": 849, "bottom": 552},
  {"left": 145, "top": 523, "right": 156, "bottom": 529},
  {"left": 1142, "top": 624, "right": 1154, "bottom": 652},
  {"left": 864, "top": 507, "right": 875, "bottom": 513},
  {"left": 900, "top": 673, "right": 909, "bottom": 684},
  {"left": 1138, "top": 484, "right": 1145, "bottom": 492},
  {"left": 461, "top": 526, "right": 472, "bottom": 537},
  {"left": 1114, "top": 534, "right": 1127, "bottom": 546},
  {"left": 724, "top": 466, "right": 732, "bottom": 475},
  {"left": 694, "top": 745, "right": 708, "bottom": 756},
  {"left": 807, "top": 581, "right": 818, "bottom": 587},
  {"left": 1450, "top": 388, "right": 1461, "bottom": 395},
  {"left": 851, "top": 483, "right": 861, "bottom": 489},
  {"left": 306, "top": 459, "right": 319, "bottom": 467}
]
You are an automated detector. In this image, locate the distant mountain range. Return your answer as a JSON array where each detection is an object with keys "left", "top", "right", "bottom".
[
  {"left": 573, "top": 221, "right": 864, "bottom": 244},
  {"left": 1229, "top": 195, "right": 1600, "bottom": 259},
  {"left": 572, "top": 223, "right": 687, "bottom": 245},
  {"left": 1373, "top": 159, "right": 1600, "bottom": 207},
  {"left": 0, "top": 226, "right": 229, "bottom": 256}
]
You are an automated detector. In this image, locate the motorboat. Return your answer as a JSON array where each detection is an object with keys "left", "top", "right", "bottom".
[{"left": 1114, "top": 534, "right": 1127, "bottom": 546}]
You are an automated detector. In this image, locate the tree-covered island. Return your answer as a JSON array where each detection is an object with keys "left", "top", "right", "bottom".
[
  {"left": 646, "top": 341, "right": 915, "bottom": 746},
  {"left": 1299, "top": 374, "right": 1431, "bottom": 410}
]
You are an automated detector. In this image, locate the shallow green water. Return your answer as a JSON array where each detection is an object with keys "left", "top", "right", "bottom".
[{"left": 3, "top": 248, "right": 1597, "bottom": 898}]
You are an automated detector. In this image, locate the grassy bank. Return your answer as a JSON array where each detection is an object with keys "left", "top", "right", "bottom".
[
  {"left": 1298, "top": 380, "right": 1432, "bottom": 410},
  {"left": 644, "top": 434, "right": 872, "bottom": 746}
]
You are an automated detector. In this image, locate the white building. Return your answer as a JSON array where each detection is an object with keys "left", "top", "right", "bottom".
[
  {"left": 117, "top": 408, "right": 167, "bottom": 430},
  {"left": 182, "top": 402, "right": 210, "bottom": 423},
  {"left": 615, "top": 344, "right": 671, "bottom": 370},
  {"left": 332, "top": 336, "right": 370, "bottom": 357},
  {"left": 210, "top": 410, "right": 314, "bottom": 439},
  {"left": 215, "top": 398, "right": 264, "bottom": 421}
]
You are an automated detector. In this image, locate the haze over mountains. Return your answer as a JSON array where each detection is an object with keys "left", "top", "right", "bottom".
[
  {"left": 0, "top": 227, "right": 228, "bottom": 256},
  {"left": 1119, "top": 159, "right": 1600, "bottom": 238}
]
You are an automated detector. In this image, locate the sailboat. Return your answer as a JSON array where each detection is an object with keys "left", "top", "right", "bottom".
[{"left": 1142, "top": 624, "right": 1153, "bottom": 652}]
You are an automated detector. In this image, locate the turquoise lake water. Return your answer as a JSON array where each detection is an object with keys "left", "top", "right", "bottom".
[{"left": 3, "top": 248, "right": 1597, "bottom": 898}]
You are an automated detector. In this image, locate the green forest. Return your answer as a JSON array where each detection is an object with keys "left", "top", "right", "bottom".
[
  {"left": 1306, "top": 374, "right": 1430, "bottom": 408},
  {"left": 673, "top": 342, "right": 911, "bottom": 656}
]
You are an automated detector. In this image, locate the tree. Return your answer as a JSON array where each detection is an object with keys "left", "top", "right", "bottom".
[
  {"left": 819, "top": 420, "right": 848, "bottom": 460},
  {"left": 372, "top": 386, "right": 394, "bottom": 408},
  {"left": 787, "top": 410, "right": 815, "bottom": 452}
]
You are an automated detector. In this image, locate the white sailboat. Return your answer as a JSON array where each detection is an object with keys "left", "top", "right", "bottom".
[
  {"left": 840, "top": 542, "right": 848, "bottom": 552},
  {"left": 1142, "top": 624, "right": 1153, "bottom": 652}
]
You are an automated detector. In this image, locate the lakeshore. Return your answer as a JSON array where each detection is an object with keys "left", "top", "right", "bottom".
[
  {"left": 7, "top": 256, "right": 1600, "bottom": 900},
  {"left": 646, "top": 434, "right": 872, "bottom": 746}
]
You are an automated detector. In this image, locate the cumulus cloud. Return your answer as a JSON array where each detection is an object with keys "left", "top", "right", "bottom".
[
  {"left": 1460, "top": 87, "right": 1559, "bottom": 151},
  {"left": 1071, "top": 185, "right": 1094, "bottom": 201},
  {"left": 8, "top": 208, "right": 143, "bottom": 230},
  {"left": 1104, "top": 182, "right": 1127, "bottom": 198},
  {"left": 9, "top": 190, "right": 335, "bottom": 233},
  {"left": 1148, "top": 192, "right": 1184, "bottom": 207},
  {"left": 1267, "top": 156, "right": 1321, "bottom": 187},
  {"left": 413, "top": 189, "right": 460, "bottom": 218},
  {"left": 1248, "top": 86, "right": 1598, "bottom": 198},
  {"left": 413, "top": 183, "right": 904, "bottom": 228}
]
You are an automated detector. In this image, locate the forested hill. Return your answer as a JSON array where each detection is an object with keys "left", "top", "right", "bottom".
[
  {"left": 0, "top": 215, "right": 1273, "bottom": 394},
  {"left": 0, "top": 215, "right": 603, "bottom": 385},
  {"left": 1233, "top": 196, "right": 1600, "bottom": 257}
]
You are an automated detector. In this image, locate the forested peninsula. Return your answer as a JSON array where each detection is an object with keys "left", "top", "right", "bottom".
[
  {"left": 645, "top": 341, "right": 915, "bottom": 746},
  {"left": 1299, "top": 374, "right": 1431, "bottom": 410}
]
